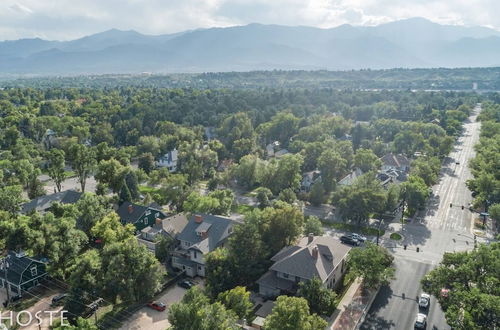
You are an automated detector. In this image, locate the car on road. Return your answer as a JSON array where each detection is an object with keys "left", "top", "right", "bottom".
[
  {"left": 418, "top": 293, "right": 430, "bottom": 309},
  {"left": 349, "top": 233, "right": 367, "bottom": 242},
  {"left": 414, "top": 313, "right": 427, "bottom": 329},
  {"left": 147, "top": 301, "right": 166, "bottom": 311},
  {"left": 177, "top": 280, "right": 195, "bottom": 289},
  {"left": 340, "top": 235, "right": 360, "bottom": 246},
  {"left": 51, "top": 293, "right": 68, "bottom": 306}
]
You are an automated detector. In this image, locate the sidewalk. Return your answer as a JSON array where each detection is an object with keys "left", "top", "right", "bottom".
[{"left": 328, "top": 279, "right": 379, "bottom": 330}]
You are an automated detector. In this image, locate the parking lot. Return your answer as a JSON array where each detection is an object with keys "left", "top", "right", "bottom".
[{"left": 119, "top": 278, "right": 203, "bottom": 330}]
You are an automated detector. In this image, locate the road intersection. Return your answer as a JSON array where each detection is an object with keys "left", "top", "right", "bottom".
[{"left": 361, "top": 104, "right": 484, "bottom": 330}]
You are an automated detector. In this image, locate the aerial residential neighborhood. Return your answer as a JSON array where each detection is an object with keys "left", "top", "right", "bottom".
[{"left": 1, "top": 2, "right": 500, "bottom": 330}]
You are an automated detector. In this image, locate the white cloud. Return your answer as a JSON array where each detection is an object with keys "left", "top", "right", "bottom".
[{"left": 0, "top": 0, "right": 499, "bottom": 40}]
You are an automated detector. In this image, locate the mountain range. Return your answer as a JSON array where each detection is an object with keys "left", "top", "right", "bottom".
[{"left": 1, "top": 17, "right": 500, "bottom": 75}]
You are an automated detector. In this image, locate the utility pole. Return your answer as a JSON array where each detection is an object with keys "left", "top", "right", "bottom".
[
  {"left": 1, "top": 255, "right": 10, "bottom": 307},
  {"left": 376, "top": 218, "right": 383, "bottom": 246}
]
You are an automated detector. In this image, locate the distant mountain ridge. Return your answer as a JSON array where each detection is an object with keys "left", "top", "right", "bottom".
[{"left": 1, "top": 17, "right": 500, "bottom": 75}]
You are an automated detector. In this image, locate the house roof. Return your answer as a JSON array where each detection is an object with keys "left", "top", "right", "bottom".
[
  {"left": 268, "top": 236, "right": 351, "bottom": 282},
  {"left": 257, "top": 270, "right": 296, "bottom": 292},
  {"left": 161, "top": 213, "right": 189, "bottom": 236},
  {"left": 0, "top": 251, "right": 46, "bottom": 286},
  {"left": 21, "top": 190, "right": 82, "bottom": 214},
  {"left": 380, "top": 153, "right": 410, "bottom": 168},
  {"left": 117, "top": 202, "right": 149, "bottom": 224},
  {"left": 117, "top": 202, "right": 166, "bottom": 224},
  {"left": 338, "top": 168, "right": 363, "bottom": 186},
  {"left": 159, "top": 149, "right": 178, "bottom": 163},
  {"left": 177, "top": 214, "right": 237, "bottom": 253},
  {"left": 255, "top": 301, "right": 276, "bottom": 318}
]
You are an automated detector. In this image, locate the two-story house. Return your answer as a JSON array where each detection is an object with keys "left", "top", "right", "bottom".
[
  {"left": 257, "top": 235, "right": 351, "bottom": 298},
  {"left": 117, "top": 202, "right": 167, "bottom": 232},
  {"left": 157, "top": 148, "right": 178, "bottom": 172},
  {"left": 0, "top": 251, "right": 47, "bottom": 298},
  {"left": 137, "top": 213, "right": 189, "bottom": 253},
  {"left": 380, "top": 153, "right": 410, "bottom": 173},
  {"left": 172, "top": 214, "right": 238, "bottom": 277}
]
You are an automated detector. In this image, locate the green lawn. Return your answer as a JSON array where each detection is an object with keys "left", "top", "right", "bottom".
[
  {"left": 234, "top": 204, "right": 255, "bottom": 215},
  {"left": 322, "top": 221, "right": 385, "bottom": 237},
  {"left": 390, "top": 233, "right": 402, "bottom": 240},
  {"left": 139, "top": 185, "right": 160, "bottom": 194}
]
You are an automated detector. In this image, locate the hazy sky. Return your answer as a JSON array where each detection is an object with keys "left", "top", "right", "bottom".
[{"left": 1, "top": 0, "right": 499, "bottom": 40}]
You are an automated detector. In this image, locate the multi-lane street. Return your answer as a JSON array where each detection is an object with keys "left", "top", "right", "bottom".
[{"left": 361, "top": 104, "right": 483, "bottom": 330}]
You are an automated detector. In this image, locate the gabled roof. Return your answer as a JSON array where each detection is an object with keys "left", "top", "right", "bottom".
[
  {"left": 21, "top": 190, "right": 82, "bottom": 214},
  {"left": 117, "top": 202, "right": 166, "bottom": 224},
  {"left": 161, "top": 213, "right": 189, "bottom": 236},
  {"left": 0, "top": 251, "right": 46, "bottom": 285},
  {"left": 159, "top": 149, "right": 178, "bottom": 163},
  {"left": 177, "top": 214, "right": 237, "bottom": 253},
  {"left": 380, "top": 153, "right": 410, "bottom": 168},
  {"left": 269, "top": 236, "right": 351, "bottom": 282},
  {"left": 338, "top": 168, "right": 363, "bottom": 186}
]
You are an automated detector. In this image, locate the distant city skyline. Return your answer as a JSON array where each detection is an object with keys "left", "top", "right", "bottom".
[{"left": 1, "top": 0, "right": 499, "bottom": 41}]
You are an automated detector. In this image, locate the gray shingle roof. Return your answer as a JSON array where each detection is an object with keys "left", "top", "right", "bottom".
[
  {"left": 177, "top": 214, "right": 237, "bottom": 253},
  {"left": 269, "top": 236, "right": 351, "bottom": 282},
  {"left": 380, "top": 153, "right": 410, "bottom": 168},
  {"left": 116, "top": 202, "right": 149, "bottom": 224},
  {"left": 0, "top": 251, "right": 46, "bottom": 286},
  {"left": 21, "top": 190, "right": 82, "bottom": 214},
  {"left": 161, "top": 213, "right": 189, "bottom": 236}
]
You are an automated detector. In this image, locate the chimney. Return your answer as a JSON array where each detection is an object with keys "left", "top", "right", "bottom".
[
  {"left": 308, "top": 233, "right": 314, "bottom": 244},
  {"left": 155, "top": 218, "right": 162, "bottom": 226},
  {"left": 194, "top": 214, "right": 203, "bottom": 223},
  {"left": 128, "top": 204, "right": 134, "bottom": 214},
  {"left": 201, "top": 231, "right": 208, "bottom": 239},
  {"left": 312, "top": 246, "right": 319, "bottom": 259}
]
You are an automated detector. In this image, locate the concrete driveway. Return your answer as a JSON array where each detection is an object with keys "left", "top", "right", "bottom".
[
  {"left": 1, "top": 287, "right": 64, "bottom": 330},
  {"left": 120, "top": 279, "right": 204, "bottom": 330}
]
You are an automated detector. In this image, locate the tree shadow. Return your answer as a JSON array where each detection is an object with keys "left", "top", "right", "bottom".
[{"left": 360, "top": 315, "right": 396, "bottom": 329}]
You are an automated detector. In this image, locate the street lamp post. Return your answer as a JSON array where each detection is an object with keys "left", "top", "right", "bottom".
[{"left": 376, "top": 218, "right": 384, "bottom": 246}]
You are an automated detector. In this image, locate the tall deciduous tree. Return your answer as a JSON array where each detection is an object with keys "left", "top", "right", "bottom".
[
  {"left": 264, "top": 296, "right": 327, "bottom": 330},
  {"left": 421, "top": 242, "right": 500, "bottom": 330},
  {"left": 47, "top": 148, "right": 66, "bottom": 192},
  {"left": 318, "top": 149, "right": 347, "bottom": 192},
  {"left": 70, "top": 144, "right": 96, "bottom": 192},
  {"left": 297, "top": 277, "right": 337, "bottom": 316},
  {"left": 347, "top": 242, "right": 395, "bottom": 289},
  {"left": 354, "top": 148, "right": 382, "bottom": 173},
  {"left": 401, "top": 175, "right": 429, "bottom": 216},
  {"left": 217, "top": 286, "right": 253, "bottom": 320}
]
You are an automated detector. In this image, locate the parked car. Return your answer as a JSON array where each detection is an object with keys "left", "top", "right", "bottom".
[
  {"left": 418, "top": 293, "right": 430, "bottom": 309},
  {"left": 177, "top": 280, "right": 195, "bottom": 289},
  {"left": 414, "top": 313, "right": 427, "bottom": 329},
  {"left": 349, "top": 233, "right": 367, "bottom": 242},
  {"left": 340, "top": 235, "right": 360, "bottom": 246},
  {"left": 51, "top": 293, "right": 68, "bottom": 306},
  {"left": 147, "top": 301, "right": 166, "bottom": 312}
]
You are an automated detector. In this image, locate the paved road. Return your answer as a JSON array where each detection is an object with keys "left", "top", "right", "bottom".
[
  {"left": 361, "top": 259, "right": 448, "bottom": 330},
  {"left": 361, "top": 104, "right": 483, "bottom": 330}
]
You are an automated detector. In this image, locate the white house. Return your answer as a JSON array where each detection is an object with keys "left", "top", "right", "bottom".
[{"left": 157, "top": 148, "right": 178, "bottom": 172}]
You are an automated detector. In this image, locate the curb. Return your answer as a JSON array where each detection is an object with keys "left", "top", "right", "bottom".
[{"left": 354, "top": 286, "right": 380, "bottom": 330}]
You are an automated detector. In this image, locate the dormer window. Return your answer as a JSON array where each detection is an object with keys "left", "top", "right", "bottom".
[{"left": 30, "top": 266, "right": 38, "bottom": 277}]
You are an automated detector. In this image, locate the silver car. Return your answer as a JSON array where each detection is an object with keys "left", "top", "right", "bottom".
[
  {"left": 414, "top": 313, "right": 427, "bottom": 329},
  {"left": 419, "top": 293, "right": 430, "bottom": 309}
]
